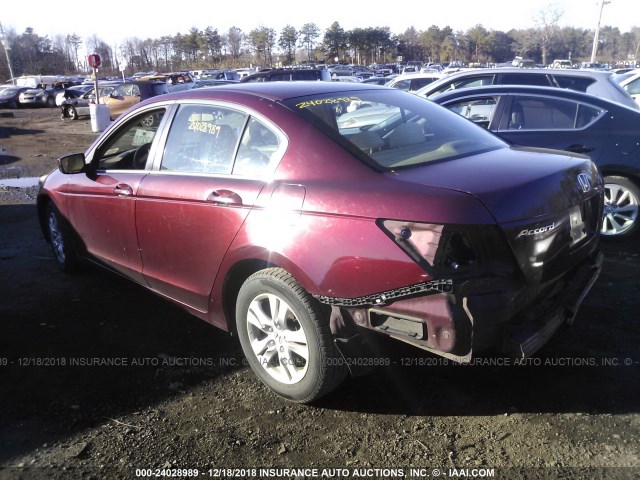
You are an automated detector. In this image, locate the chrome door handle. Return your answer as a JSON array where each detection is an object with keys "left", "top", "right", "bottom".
[
  {"left": 113, "top": 184, "right": 133, "bottom": 196},
  {"left": 206, "top": 189, "right": 242, "bottom": 206}
]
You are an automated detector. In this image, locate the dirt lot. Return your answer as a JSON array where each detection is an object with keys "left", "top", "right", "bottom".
[{"left": 0, "top": 109, "right": 639, "bottom": 480}]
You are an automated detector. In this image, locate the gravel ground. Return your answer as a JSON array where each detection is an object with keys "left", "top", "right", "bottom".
[{"left": 0, "top": 109, "right": 639, "bottom": 480}]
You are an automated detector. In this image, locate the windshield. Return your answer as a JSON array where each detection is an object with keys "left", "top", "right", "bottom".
[{"left": 282, "top": 88, "right": 505, "bottom": 170}]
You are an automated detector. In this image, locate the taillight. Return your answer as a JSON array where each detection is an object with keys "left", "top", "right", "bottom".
[{"left": 377, "top": 219, "right": 478, "bottom": 273}]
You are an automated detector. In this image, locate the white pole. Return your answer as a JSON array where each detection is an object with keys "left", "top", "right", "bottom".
[
  {"left": 0, "top": 21, "right": 15, "bottom": 84},
  {"left": 590, "top": 0, "right": 611, "bottom": 63}
]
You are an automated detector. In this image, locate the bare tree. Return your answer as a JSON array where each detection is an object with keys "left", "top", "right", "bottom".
[{"left": 533, "top": 3, "right": 564, "bottom": 65}]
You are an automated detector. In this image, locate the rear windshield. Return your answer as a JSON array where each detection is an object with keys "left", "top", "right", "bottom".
[{"left": 281, "top": 88, "right": 505, "bottom": 170}]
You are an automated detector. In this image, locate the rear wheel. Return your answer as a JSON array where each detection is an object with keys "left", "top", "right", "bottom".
[
  {"left": 46, "top": 96, "right": 56, "bottom": 108},
  {"left": 601, "top": 176, "right": 640, "bottom": 239},
  {"left": 236, "top": 268, "right": 347, "bottom": 403},
  {"left": 46, "top": 203, "right": 80, "bottom": 272}
]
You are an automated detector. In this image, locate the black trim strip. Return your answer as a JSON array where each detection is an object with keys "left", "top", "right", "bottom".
[{"left": 313, "top": 279, "right": 453, "bottom": 307}]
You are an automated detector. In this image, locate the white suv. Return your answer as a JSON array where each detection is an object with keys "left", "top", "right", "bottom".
[{"left": 416, "top": 67, "right": 638, "bottom": 109}]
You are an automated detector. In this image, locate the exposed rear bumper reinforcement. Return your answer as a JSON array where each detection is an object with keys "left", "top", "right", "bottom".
[
  {"left": 507, "top": 250, "right": 603, "bottom": 359},
  {"left": 314, "top": 279, "right": 453, "bottom": 307}
]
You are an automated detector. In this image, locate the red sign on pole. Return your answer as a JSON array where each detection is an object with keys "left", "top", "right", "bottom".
[{"left": 88, "top": 54, "right": 101, "bottom": 68}]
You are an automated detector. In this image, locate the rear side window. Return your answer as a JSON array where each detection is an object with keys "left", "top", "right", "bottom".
[
  {"left": 554, "top": 76, "right": 595, "bottom": 92},
  {"left": 499, "top": 73, "right": 551, "bottom": 86},
  {"left": 505, "top": 96, "right": 603, "bottom": 131}
]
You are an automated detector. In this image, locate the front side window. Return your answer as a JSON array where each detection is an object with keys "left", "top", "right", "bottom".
[
  {"left": 391, "top": 79, "right": 411, "bottom": 91},
  {"left": 94, "top": 108, "right": 166, "bottom": 170},
  {"left": 444, "top": 96, "right": 498, "bottom": 129},
  {"left": 282, "top": 89, "right": 505, "bottom": 170},
  {"left": 499, "top": 73, "right": 550, "bottom": 86}
]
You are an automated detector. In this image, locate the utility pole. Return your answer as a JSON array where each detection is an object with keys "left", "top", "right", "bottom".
[
  {"left": 590, "top": 0, "right": 611, "bottom": 63},
  {"left": 0, "top": 21, "right": 15, "bottom": 84}
]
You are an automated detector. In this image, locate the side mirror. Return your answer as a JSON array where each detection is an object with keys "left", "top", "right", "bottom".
[{"left": 58, "top": 153, "right": 86, "bottom": 174}]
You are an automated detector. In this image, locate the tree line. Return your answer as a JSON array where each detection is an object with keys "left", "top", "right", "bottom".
[{"left": 1, "top": 14, "right": 639, "bottom": 79}]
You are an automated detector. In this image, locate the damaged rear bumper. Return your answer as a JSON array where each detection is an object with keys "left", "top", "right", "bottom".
[{"left": 322, "top": 247, "right": 603, "bottom": 365}]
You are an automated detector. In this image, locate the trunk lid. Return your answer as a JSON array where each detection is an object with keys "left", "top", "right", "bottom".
[{"left": 394, "top": 146, "right": 603, "bottom": 284}]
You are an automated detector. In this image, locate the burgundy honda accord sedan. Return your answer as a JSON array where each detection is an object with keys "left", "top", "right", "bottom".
[{"left": 37, "top": 82, "right": 604, "bottom": 403}]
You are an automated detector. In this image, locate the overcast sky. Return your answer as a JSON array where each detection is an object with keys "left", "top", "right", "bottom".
[{"left": 1, "top": 0, "right": 637, "bottom": 49}]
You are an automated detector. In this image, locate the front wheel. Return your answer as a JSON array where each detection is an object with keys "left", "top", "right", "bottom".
[
  {"left": 601, "top": 176, "right": 640, "bottom": 239},
  {"left": 67, "top": 106, "right": 78, "bottom": 120},
  {"left": 236, "top": 268, "right": 347, "bottom": 403},
  {"left": 46, "top": 203, "right": 80, "bottom": 272}
]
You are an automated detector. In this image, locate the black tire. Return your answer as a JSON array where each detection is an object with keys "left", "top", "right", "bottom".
[
  {"left": 46, "top": 203, "right": 80, "bottom": 272},
  {"left": 67, "top": 106, "right": 78, "bottom": 120},
  {"left": 235, "top": 268, "right": 347, "bottom": 403},
  {"left": 140, "top": 114, "right": 155, "bottom": 127},
  {"left": 601, "top": 176, "right": 640, "bottom": 240},
  {"left": 46, "top": 96, "right": 56, "bottom": 108}
]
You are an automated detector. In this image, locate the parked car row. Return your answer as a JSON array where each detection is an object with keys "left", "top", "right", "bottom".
[{"left": 59, "top": 80, "right": 168, "bottom": 121}]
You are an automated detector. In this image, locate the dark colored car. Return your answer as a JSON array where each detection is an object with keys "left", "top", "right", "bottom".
[
  {"left": 240, "top": 68, "right": 331, "bottom": 83},
  {"left": 37, "top": 82, "right": 603, "bottom": 403},
  {"left": 0, "top": 85, "right": 30, "bottom": 109},
  {"left": 19, "top": 81, "right": 77, "bottom": 108},
  {"left": 416, "top": 67, "right": 639, "bottom": 110},
  {"left": 431, "top": 84, "right": 640, "bottom": 239}
]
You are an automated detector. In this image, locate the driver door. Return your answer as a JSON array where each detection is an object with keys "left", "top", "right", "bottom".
[{"left": 64, "top": 108, "right": 167, "bottom": 283}]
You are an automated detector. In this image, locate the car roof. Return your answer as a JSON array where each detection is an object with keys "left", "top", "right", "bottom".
[
  {"left": 148, "top": 81, "right": 386, "bottom": 104},
  {"left": 431, "top": 84, "right": 640, "bottom": 112},
  {"left": 418, "top": 67, "right": 617, "bottom": 94}
]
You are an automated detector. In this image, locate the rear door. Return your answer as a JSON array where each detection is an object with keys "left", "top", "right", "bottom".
[
  {"left": 135, "top": 103, "right": 284, "bottom": 312},
  {"left": 495, "top": 94, "right": 610, "bottom": 161}
]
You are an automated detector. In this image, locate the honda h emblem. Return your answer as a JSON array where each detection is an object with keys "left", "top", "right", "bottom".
[{"left": 577, "top": 173, "right": 591, "bottom": 193}]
